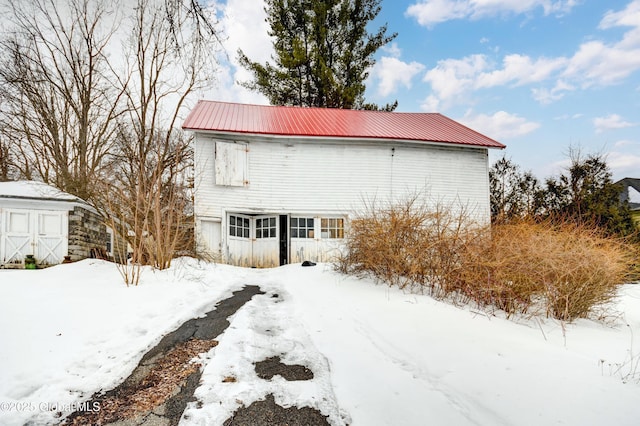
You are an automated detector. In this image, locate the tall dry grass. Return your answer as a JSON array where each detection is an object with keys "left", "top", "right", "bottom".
[
  {"left": 459, "top": 220, "right": 634, "bottom": 321},
  {"left": 338, "top": 199, "right": 635, "bottom": 321}
]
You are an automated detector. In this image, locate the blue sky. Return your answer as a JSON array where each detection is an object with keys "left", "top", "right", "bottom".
[{"left": 208, "top": 0, "right": 640, "bottom": 182}]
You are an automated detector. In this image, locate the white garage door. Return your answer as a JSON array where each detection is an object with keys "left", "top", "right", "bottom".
[{"left": 1, "top": 209, "right": 68, "bottom": 266}]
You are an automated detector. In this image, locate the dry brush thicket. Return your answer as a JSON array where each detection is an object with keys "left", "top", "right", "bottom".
[{"left": 338, "top": 199, "right": 635, "bottom": 321}]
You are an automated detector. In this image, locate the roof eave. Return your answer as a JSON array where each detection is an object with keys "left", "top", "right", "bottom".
[{"left": 186, "top": 128, "right": 505, "bottom": 149}]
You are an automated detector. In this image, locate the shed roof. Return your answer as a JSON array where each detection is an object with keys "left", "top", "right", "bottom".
[
  {"left": 0, "top": 180, "right": 84, "bottom": 203},
  {"left": 182, "top": 101, "right": 505, "bottom": 149}
]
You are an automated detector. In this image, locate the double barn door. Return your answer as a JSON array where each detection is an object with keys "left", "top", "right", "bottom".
[
  {"left": 227, "top": 214, "right": 289, "bottom": 268},
  {"left": 0, "top": 209, "right": 67, "bottom": 266}
]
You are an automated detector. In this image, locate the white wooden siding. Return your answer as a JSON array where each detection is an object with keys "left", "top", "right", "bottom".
[{"left": 196, "top": 136, "right": 490, "bottom": 222}]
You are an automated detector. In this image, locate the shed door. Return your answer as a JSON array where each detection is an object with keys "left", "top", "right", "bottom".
[
  {"left": 2, "top": 210, "right": 32, "bottom": 265},
  {"left": 35, "top": 211, "right": 68, "bottom": 265},
  {"left": 1, "top": 209, "right": 67, "bottom": 266}
]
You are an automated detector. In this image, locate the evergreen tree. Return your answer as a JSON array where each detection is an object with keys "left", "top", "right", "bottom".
[
  {"left": 489, "top": 151, "right": 635, "bottom": 237},
  {"left": 542, "top": 151, "right": 635, "bottom": 236},
  {"left": 489, "top": 156, "right": 544, "bottom": 223},
  {"left": 238, "top": 0, "right": 397, "bottom": 110}
]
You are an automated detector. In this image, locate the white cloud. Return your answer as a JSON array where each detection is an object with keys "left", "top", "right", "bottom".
[
  {"left": 476, "top": 54, "right": 567, "bottom": 88},
  {"left": 205, "top": 0, "right": 272, "bottom": 104},
  {"left": 406, "top": 0, "right": 579, "bottom": 27},
  {"left": 459, "top": 110, "right": 540, "bottom": 140},
  {"left": 559, "top": 2, "right": 640, "bottom": 86},
  {"left": 531, "top": 80, "right": 575, "bottom": 104},
  {"left": 372, "top": 57, "right": 425, "bottom": 97},
  {"left": 423, "top": 53, "right": 569, "bottom": 107},
  {"left": 563, "top": 40, "right": 640, "bottom": 86},
  {"left": 599, "top": 0, "right": 640, "bottom": 31},
  {"left": 420, "top": 95, "right": 441, "bottom": 111},
  {"left": 423, "top": 54, "right": 488, "bottom": 106},
  {"left": 606, "top": 150, "right": 640, "bottom": 178},
  {"left": 593, "top": 114, "right": 637, "bottom": 133},
  {"left": 405, "top": 0, "right": 470, "bottom": 28},
  {"left": 553, "top": 112, "right": 583, "bottom": 120},
  {"left": 613, "top": 139, "right": 637, "bottom": 148},
  {"left": 382, "top": 42, "right": 403, "bottom": 58}
]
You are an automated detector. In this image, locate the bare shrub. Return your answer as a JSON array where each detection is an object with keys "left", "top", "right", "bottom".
[
  {"left": 456, "top": 220, "right": 634, "bottom": 320},
  {"left": 338, "top": 200, "right": 634, "bottom": 322},
  {"left": 337, "top": 197, "right": 482, "bottom": 295}
]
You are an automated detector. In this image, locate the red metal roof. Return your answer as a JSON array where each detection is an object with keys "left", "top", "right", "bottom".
[{"left": 182, "top": 100, "right": 505, "bottom": 149}]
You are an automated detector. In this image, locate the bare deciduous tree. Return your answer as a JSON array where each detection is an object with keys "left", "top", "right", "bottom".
[
  {"left": 0, "top": 137, "right": 14, "bottom": 181},
  {"left": 0, "top": 0, "right": 219, "bottom": 279},
  {"left": 100, "top": 0, "right": 217, "bottom": 276},
  {"left": 0, "top": 0, "right": 126, "bottom": 201}
]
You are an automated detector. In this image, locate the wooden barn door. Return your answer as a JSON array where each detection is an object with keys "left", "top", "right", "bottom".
[
  {"left": 34, "top": 211, "right": 68, "bottom": 266},
  {"left": 1, "top": 209, "right": 32, "bottom": 266},
  {"left": 253, "top": 215, "right": 279, "bottom": 267}
]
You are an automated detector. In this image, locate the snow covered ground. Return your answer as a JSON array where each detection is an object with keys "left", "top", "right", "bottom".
[{"left": 1, "top": 258, "right": 640, "bottom": 425}]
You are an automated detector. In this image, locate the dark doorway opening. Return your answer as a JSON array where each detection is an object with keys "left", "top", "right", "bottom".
[{"left": 279, "top": 215, "right": 289, "bottom": 266}]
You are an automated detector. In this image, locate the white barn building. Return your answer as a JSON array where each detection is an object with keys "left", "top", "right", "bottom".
[{"left": 183, "top": 101, "right": 505, "bottom": 267}]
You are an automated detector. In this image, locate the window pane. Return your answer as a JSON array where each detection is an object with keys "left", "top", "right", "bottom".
[
  {"left": 291, "top": 218, "right": 298, "bottom": 227},
  {"left": 270, "top": 217, "right": 276, "bottom": 227},
  {"left": 244, "top": 228, "right": 250, "bottom": 238},
  {"left": 321, "top": 218, "right": 328, "bottom": 227},
  {"left": 270, "top": 228, "right": 276, "bottom": 238},
  {"left": 244, "top": 218, "right": 249, "bottom": 228},
  {"left": 256, "top": 218, "right": 262, "bottom": 228},
  {"left": 291, "top": 229, "right": 298, "bottom": 238},
  {"left": 230, "top": 216, "right": 236, "bottom": 225},
  {"left": 230, "top": 226, "right": 236, "bottom": 237}
]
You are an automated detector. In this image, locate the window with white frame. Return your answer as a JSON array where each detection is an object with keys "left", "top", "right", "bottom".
[
  {"left": 229, "top": 215, "right": 250, "bottom": 238},
  {"left": 256, "top": 217, "right": 277, "bottom": 239},
  {"left": 321, "top": 218, "right": 344, "bottom": 239},
  {"left": 290, "top": 217, "right": 314, "bottom": 238}
]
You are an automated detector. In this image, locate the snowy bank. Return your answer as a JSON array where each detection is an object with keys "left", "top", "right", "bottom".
[{"left": 0, "top": 259, "right": 639, "bottom": 425}]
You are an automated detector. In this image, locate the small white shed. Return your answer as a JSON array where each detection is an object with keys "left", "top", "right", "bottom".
[
  {"left": 0, "top": 181, "right": 110, "bottom": 267},
  {"left": 183, "top": 101, "right": 505, "bottom": 268}
]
